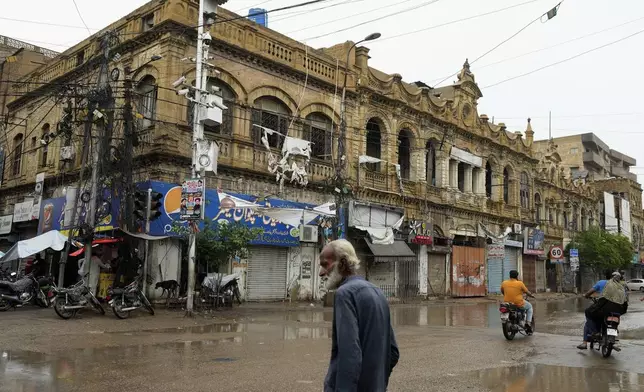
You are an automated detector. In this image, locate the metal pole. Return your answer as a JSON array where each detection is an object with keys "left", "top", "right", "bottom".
[
  {"left": 83, "top": 34, "right": 112, "bottom": 291},
  {"left": 186, "top": 0, "right": 207, "bottom": 316},
  {"left": 335, "top": 43, "right": 357, "bottom": 240},
  {"left": 143, "top": 187, "right": 152, "bottom": 297},
  {"left": 123, "top": 69, "right": 135, "bottom": 232}
]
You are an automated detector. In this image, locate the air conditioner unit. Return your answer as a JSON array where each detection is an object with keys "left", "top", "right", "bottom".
[
  {"left": 60, "top": 146, "right": 75, "bottom": 161},
  {"left": 300, "top": 224, "right": 318, "bottom": 243},
  {"left": 513, "top": 223, "right": 522, "bottom": 234}
]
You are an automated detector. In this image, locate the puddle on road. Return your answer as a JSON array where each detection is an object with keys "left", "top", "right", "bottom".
[{"left": 474, "top": 364, "right": 644, "bottom": 391}]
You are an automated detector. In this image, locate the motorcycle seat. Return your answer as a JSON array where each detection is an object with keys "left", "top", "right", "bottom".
[{"left": 111, "top": 288, "right": 125, "bottom": 295}]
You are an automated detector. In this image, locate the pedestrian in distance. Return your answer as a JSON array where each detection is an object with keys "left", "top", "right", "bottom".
[{"left": 319, "top": 239, "right": 399, "bottom": 392}]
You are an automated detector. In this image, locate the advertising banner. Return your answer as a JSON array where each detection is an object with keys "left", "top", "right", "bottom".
[
  {"left": 180, "top": 179, "right": 205, "bottom": 221},
  {"left": 523, "top": 227, "right": 545, "bottom": 255}
]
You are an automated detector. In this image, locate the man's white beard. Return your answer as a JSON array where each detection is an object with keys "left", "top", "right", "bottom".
[{"left": 324, "top": 264, "right": 343, "bottom": 290}]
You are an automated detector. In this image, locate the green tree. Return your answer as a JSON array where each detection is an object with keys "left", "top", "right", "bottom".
[
  {"left": 566, "top": 227, "right": 633, "bottom": 273},
  {"left": 173, "top": 219, "right": 263, "bottom": 271}
]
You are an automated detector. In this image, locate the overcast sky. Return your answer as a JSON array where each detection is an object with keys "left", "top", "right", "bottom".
[{"left": 3, "top": 0, "right": 644, "bottom": 182}]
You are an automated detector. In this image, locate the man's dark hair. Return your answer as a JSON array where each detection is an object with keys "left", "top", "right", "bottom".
[
  {"left": 509, "top": 270, "right": 519, "bottom": 279},
  {"left": 605, "top": 271, "right": 613, "bottom": 280}
]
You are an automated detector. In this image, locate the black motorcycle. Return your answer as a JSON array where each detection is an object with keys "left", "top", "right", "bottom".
[
  {"left": 499, "top": 300, "right": 535, "bottom": 340},
  {"left": 52, "top": 279, "right": 105, "bottom": 319},
  {"left": 0, "top": 273, "right": 50, "bottom": 311},
  {"left": 107, "top": 277, "right": 154, "bottom": 319},
  {"left": 221, "top": 276, "right": 242, "bottom": 307},
  {"left": 587, "top": 297, "right": 621, "bottom": 358}
]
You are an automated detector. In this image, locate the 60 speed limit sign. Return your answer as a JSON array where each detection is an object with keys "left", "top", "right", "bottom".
[{"left": 550, "top": 246, "right": 564, "bottom": 260}]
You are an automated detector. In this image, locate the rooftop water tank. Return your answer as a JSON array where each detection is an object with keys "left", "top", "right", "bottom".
[{"left": 248, "top": 8, "right": 268, "bottom": 27}]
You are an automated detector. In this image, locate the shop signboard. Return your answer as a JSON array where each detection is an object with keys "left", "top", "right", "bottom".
[{"left": 523, "top": 227, "right": 545, "bottom": 255}]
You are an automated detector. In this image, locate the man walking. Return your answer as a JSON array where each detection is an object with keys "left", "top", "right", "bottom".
[{"left": 319, "top": 239, "right": 399, "bottom": 392}]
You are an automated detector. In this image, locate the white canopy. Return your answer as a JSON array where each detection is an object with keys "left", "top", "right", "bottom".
[{"left": 0, "top": 230, "right": 68, "bottom": 263}]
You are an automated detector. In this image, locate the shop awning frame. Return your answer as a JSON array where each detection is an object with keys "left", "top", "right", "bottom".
[{"left": 364, "top": 239, "right": 416, "bottom": 263}]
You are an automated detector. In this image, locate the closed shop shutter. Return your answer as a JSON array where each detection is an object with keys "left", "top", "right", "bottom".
[
  {"left": 522, "top": 256, "right": 536, "bottom": 292},
  {"left": 503, "top": 247, "right": 519, "bottom": 280},
  {"left": 536, "top": 260, "right": 546, "bottom": 292},
  {"left": 247, "top": 246, "right": 288, "bottom": 301},
  {"left": 427, "top": 253, "right": 446, "bottom": 296},
  {"left": 368, "top": 262, "right": 395, "bottom": 297},
  {"left": 487, "top": 258, "right": 503, "bottom": 294}
]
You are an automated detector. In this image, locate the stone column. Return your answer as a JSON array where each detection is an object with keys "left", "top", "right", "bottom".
[
  {"left": 449, "top": 160, "right": 458, "bottom": 189},
  {"left": 419, "top": 245, "right": 428, "bottom": 296},
  {"left": 412, "top": 148, "right": 426, "bottom": 183},
  {"left": 464, "top": 165, "right": 473, "bottom": 193},
  {"left": 477, "top": 167, "right": 486, "bottom": 195},
  {"left": 492, "top": 170, "right": 503, "bottom": 202},
  {"left": 435, "top": 150, "right": 449, "bottom": 188}
]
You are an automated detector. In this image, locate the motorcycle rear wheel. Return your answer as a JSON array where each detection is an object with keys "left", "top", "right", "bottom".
[
  {"left": 53, "top": 298, "right": 76, "bottom": 320},
  {"left": 0, "top": 298, "right": 11, "bottom": 311},
  {"left": 112, "top": 299, "right": 131, "bottom": 319},
  {"left": 502, "top": 323, "right": 516, "bottom": 340}
]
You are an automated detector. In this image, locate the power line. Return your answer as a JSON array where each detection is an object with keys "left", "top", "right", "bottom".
[
  {"left": 270, "top": 0, "right": 362, "bottom": 23},
  {"left": 482, "top": 25, "right": 644, "bottom": 89},
  {"left": 285, "top": 0, "right": 417, "bottom": 35},
  {"left": 71, "top": 0, "right": 92, "bottom": 35},
  {"left": 302, "top": 0, "right": 443, "bottom": 41},
  {"left": 433, "top": 1, "right": 563, "bottom": 88},
  {"left": 372, "top": 0, "right": 540, "bottom": 44},
  {"left": 472, "top": 14, "right": 644, "bottom": 73},
  {"left": 0, "top": 16, "right": 97, "bottom": 30}
]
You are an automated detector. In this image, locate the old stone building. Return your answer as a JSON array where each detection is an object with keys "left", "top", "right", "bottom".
[{"left": 0, "top": 0, "right": 605, "bottom": 298}]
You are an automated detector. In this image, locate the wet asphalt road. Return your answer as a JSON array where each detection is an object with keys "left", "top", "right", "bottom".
[{"left": 2, "top": 294, "right": 644, "bottom": 391}]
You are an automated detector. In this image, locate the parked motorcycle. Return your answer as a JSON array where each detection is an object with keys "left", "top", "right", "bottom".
[
  {"left": 52, "top": 279, "right": 105, "bottom": 319},
  {"left": 499, "top": 300, "right": 534, "bottom": 340},
  {"left": 107, "top": 277, "right": 154, "bottom": 319},
  {"left": 201, "top": 274, "right": 242, "bottom": 308},
  {"left": 587, "top": 297, "right": 621, "bottom": 358},
  {"left": 0, "top": 273, "right": 50, "bottom": 311}
]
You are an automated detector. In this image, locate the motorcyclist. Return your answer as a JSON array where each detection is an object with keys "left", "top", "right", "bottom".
[
  {"left": 577, "top": 271, "right": 628, "bottom": 350},
  {"left": 501, "top": 270, "right": 535, "bottom": 332}
]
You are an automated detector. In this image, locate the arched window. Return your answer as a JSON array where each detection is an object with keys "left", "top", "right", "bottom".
[
  {"left": 534, "top": 193, "right": 542, "bottom": 223},
  {"left": 563, "top": 210, "right": 569, "bottom": 229},
  {"left": 12, "top": 133, "right": 24, "bottom": 176},
  {"left": 135, "top": 75, "right": 157, "bottom": 129},
  {"left": 520, "top": 172, "right": 529, "bottom": 208},
  {"left": 252, "top": 96, "right": 291, "bottom": 149},
  {"left": 365, "top": 118, "right": 382, "bottom": 171},
  {"left": 572, "top": 204, "right": 579, "bottom": 231},
  {"left": 40, "top": 123, "right": 50, "bottom": 168},
  {"left": 398, "top": 129, "right": 412, "bottom": 179},
  {"left": 503, "top": 167, "right": 510, "bottom": 204},
  {"left": 204, "top": 78, "right": 236, "bottom": 135},
  {"left": 485, "top": 162, "right": 492, "bottom": 198},
  {"left": 426, "top": 140, "right": 436, "bottom": 186},
  {"left": 304, "top": 113, "right": 332, "bottom": 161}
]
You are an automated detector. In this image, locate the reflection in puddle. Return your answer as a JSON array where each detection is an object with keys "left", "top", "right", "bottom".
[{"left": 475, "top": 364, "right": 644, "bottom": 392}]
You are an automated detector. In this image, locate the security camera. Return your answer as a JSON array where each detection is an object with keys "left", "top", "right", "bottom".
[
  {"left": 172, "top": 75, "right": 186, "bottom": 88},
  {"left": 176, "top": 88, "right": 190, "bottom": 96},
  {"left": 209, "top": 99, "right": 228, "bottom": 110},
  {"left": 202, "top": 32, "right": 212, "bottom": 46}
]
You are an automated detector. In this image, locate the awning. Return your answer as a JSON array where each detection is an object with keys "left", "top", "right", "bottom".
[
  {"left": 0, "top": 230, "right": 67, "bottom": 263},
  {"left": 69, "top": 238, "right": 124, "bottom": 257},
  {"left": 365, "top": 239, "right": 416, "bottom": 263}
]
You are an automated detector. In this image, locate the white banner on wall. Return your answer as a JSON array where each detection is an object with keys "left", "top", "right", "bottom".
[
  {"left": 13, "top": 200, "right": 34, "bottom": 223},
  {"left": 0, "top": 215, "right": 12, "bottom": 235},
  {"left": 450, "top": 147, "right": 483, "bottom": 168},
  {"left": 604, "top": 192, "right": 618, "bottom": 234},
  {"left": 621, "top": 198, "right": 631, "bottom": 241}
]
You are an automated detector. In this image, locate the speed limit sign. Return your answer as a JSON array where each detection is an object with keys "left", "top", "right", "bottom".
[{"left": 550, "top": 246, "right": 564, "bottom": 260}]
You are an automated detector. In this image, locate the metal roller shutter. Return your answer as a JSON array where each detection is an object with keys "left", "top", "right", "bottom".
[
  {"left": 522, "top": 256, "right": 536, "bottom": 292},
  {"left": 247, "top": 246, "right": 288, "bottom": 301},
  {"left": 487, "top": 258, "right": 503, "bottom": 294},
  {"left": 503, "top": 247, "right": 519, "bottom": 280}
]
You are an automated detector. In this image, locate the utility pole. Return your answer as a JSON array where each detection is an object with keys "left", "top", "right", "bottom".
[
  {"left": 82, "top": 33, "right": 113, "bottom": 286},
  {"left": 336, "top": 33, "right": 380, "bottom": 240},
  {"left": 548, "top": 111, "right": 552, "bottom": 140},
  {"left": 143, "top": 187, "right": 152, "bottom": 296},
  {"left": 185, "top": 0, "right": 208, "bottom": 316},
  {"left": 123, "top": 66, "right": 135, "bottom": 232}
]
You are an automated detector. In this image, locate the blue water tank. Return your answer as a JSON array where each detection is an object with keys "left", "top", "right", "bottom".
[{"left": 248, "top": 8, "right": 268, "bottom": 27}]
